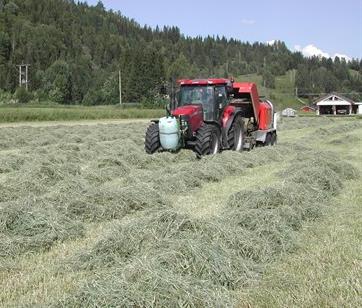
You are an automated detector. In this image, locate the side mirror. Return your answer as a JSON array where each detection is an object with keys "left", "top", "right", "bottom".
[{"left": 160, "top": 85, "right": 167, "bottom": 95}]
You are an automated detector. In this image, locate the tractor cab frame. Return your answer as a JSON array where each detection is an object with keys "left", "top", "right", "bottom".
[{"left": 174, "top": 79, "right": 231, "bottom": 122}]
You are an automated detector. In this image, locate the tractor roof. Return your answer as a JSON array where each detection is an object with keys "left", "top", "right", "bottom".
[{"left": 178, "top": 78, "right": 231, "bottom": 86}]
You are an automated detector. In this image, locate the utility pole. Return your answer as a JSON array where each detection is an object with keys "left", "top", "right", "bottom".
[
  {"left": 263, "top": 57, "right": 266, "bottom": 88},
  {"left": 290, "top": 70, "right": 295, "bottom": 83},
  {"left": 119, "top": 69, "right": 122, "bottom": 106},
  {"left": 17, "top": 63, "right": 30, "bottom": 90}
]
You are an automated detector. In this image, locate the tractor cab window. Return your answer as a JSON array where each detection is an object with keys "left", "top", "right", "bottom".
[
  {"left": 179, "top": 86, "right": 214, "bottom": 106},
  {"left": 178, "top": 85, "right": 216, "bottom": 121}
]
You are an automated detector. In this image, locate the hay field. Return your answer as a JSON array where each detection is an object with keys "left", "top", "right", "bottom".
[
  {"left": 0, "top": 106, "right": 164, "bottom": 123},
  {"left": 0, "top": 117, "right": 361, "bottom": 306}
]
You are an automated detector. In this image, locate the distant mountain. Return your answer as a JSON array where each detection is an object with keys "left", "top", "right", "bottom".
[{"left": 0, "top": 0, "right": 361, "bottom": 105}]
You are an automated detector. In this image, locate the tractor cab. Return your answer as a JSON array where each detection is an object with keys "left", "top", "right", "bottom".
[{"left": 174, "top": 79, "right": 232, "bottom": 122}]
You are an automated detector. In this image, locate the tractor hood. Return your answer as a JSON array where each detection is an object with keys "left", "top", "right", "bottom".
[
  {"left": 172, "top": 104, "right": 202, "bottom": 117},
  {"left": 171, "top": 104, "right": 203, "bottom": 133}
]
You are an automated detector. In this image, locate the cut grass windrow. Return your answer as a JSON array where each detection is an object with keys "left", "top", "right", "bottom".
[
  {"left": 0, "top": 117, "right": 360, "bottom": 306},
  {"left": 59, "top": 146, "right": 358, "bottom": 307}
]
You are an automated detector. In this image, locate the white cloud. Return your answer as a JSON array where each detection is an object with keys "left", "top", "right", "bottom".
[
  {"left": 241, "top": 19, "right": 255, "bottom": 25},
  {"left": 266, "top": 40, "right": 276, "bottom": 45},
  {"left": 293, "top": 44, "right": 351, "bottom": 61},
  {"left": 333, "top": 53, "right": 352, "bottom": 61},
  {"left": 297, "top": 44, "right": 329, "bottom": 58}
]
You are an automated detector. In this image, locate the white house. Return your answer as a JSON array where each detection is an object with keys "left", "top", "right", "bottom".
[
  {"left": 356, "top": 102, "right": 362, "bottom": 115},
  {"left": 315, "top": 94, "right": 357, "bottom": 115}
]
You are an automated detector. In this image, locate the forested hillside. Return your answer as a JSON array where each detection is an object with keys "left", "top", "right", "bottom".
[{"left": 0, "top": 0, "right": 361, "bottom": 105}]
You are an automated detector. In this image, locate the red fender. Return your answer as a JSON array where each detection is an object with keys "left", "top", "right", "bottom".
[{"left": 222, "top": 105, "right": 236, "bottom": 129}]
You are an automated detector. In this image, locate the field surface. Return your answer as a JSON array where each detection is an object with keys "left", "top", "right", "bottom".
[
  {"left": 0, "top": 106, "right": 164, "bottom": 123},
  {"left": 0, "top": 117, "right": 361, "bottom": 306}
]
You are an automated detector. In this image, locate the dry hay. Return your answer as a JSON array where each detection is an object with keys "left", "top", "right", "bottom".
[
  {"left": 62, "top": 207, "right": 260, "bottom": 307},
  {"left": 288, "top": 150, "right": 359, "bottom": 184},
  {"left": 0, "top": 121, "right": 310, "bottom": 260},
  {"left": 0, "top": 197, "right": 83, "bottom": 257},
  {"left": 277, "top": 116, "right": 335, "bottom": 131},
  {"left": 59, "top": 143, "right": 359, "bottom": 306},
  {"left": 328, "top": 134, "right": 360, "bottom": 145},
  {"left": 300, "top": 121, "right": 362, "bottom": 144},
  {"left": 49, "top": 180, "right": 168, "bottom": 222},
  {"left": 0, "top": 118, "right": 360, "bottom": 306}
]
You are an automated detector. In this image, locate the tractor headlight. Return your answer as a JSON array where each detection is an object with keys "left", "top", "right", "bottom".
[
  {"left": 179, "top": 116, "right": 190, "bottom": 138},
  {"left": 180, "top": 118, "right": 188, "bottom": 129},
  {"left": 179, "top": 115, "right": 188, "bottom": 130}
]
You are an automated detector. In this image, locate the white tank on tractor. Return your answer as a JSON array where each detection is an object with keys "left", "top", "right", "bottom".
[{"left": 158, "top": 116, "right": 180, "bottom": 150}]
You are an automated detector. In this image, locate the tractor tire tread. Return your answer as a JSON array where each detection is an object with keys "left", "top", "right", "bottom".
[
  {"left": 195, "top": 124, "right": 220, "bottom": 157},
  {"left": 145, "top": 123, "right": 160, "bottom": 154},
  {"left": 228, "top": 116, "right": 245, "bottom": 151}
]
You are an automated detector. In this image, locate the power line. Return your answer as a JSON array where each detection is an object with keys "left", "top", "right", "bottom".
[
  {"left": 296, "top": 92, "right": 362, "bottom": 96},
  {"left": 264, "top": 92, "right": 362, "bottom": 96}
]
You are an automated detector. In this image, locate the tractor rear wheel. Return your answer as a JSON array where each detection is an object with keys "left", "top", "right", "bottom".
[
  {"left": 145, "top": 123, "right": 160, "bottom": 154},
  {"left": 195, "top": 124, "right": 221, "bottom": 157},
  {"left": 228, "top": 116, "right": 245, "bottom": 151}
]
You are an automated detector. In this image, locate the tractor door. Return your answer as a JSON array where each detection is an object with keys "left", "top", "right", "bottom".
[{"left": 215, "top": 86, "right": 228, "bottom": 119}]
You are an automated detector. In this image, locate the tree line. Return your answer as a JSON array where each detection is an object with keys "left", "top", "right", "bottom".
[{"left": 0, "top": 0, "right": 361, "bottom": 105}]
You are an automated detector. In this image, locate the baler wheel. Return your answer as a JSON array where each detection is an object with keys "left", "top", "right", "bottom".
[
  {"left": 228, "top": 116, "right": 245, "bottom": 151},
  {"left": 195, "top": 124, "right": 220, "bottom": 158},
  {"left": 265, "top": 133, "right": 272, "bottom": 146},
  {"left": 271, "top": 132, "right": 277, "bottom": 146},
  {"left": 145, "top": 123, "right": 161, "bottom": 154}
]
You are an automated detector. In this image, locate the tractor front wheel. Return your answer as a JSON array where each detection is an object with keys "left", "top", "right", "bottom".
[
  {"left": 145, "top": 123, "right": 160, "bottom": 154},
  {"left": 195, "top": 124, "right": 221, "bottom": 157}
]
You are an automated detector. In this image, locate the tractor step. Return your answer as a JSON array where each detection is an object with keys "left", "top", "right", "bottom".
[{"left": 243, "top": 142, "right": 251, "bottom": 149}]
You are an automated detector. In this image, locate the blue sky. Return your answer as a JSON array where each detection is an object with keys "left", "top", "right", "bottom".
[{"left": 87, "top": 0, "right": 362, "bottom": 59}]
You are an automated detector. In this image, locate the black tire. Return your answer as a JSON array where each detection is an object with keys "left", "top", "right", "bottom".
[
  {"left": 195, "top": 124, "right": 221, "bottom": 157},
  {"left": 271, "top": 132, "right": 277, "bottom": 146},
  {"left": 265, "top": 133, "right": 272, "bottom": 146},
  {"left": 227, "top": 116, "right": 245, "bottom": 151},
  {"left": 145, "top": 123, "right": 160, "bottom": 154}
]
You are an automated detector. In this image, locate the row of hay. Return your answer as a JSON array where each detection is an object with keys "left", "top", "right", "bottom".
[
  {"left": 0, "top": 197, "right": 84, "bottom": 257},
  {"left": 59, "top": 149, "right": 359, "bottom": 307},
  {"left": 0, "top": 123, "right": 290, "bottom": 258},
  {"left": 1, "top": 119, "right": 352, "bottom": 259},
  {"left": 300, "top": 121, "right": 362, "bottom": 144},
  {"left": 277, "top": 116, "right": 336, "bottom": 131},
  {"left": 0, "top": 123, "right": 153, "bottom": 257},
  {"left": 0, "top": 123, "right": 144, "bottom": 151}
]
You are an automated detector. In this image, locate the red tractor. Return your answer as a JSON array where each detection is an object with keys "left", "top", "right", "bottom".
[{"left": 145, "top": 78, "right": 277, "bottom": 157}]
